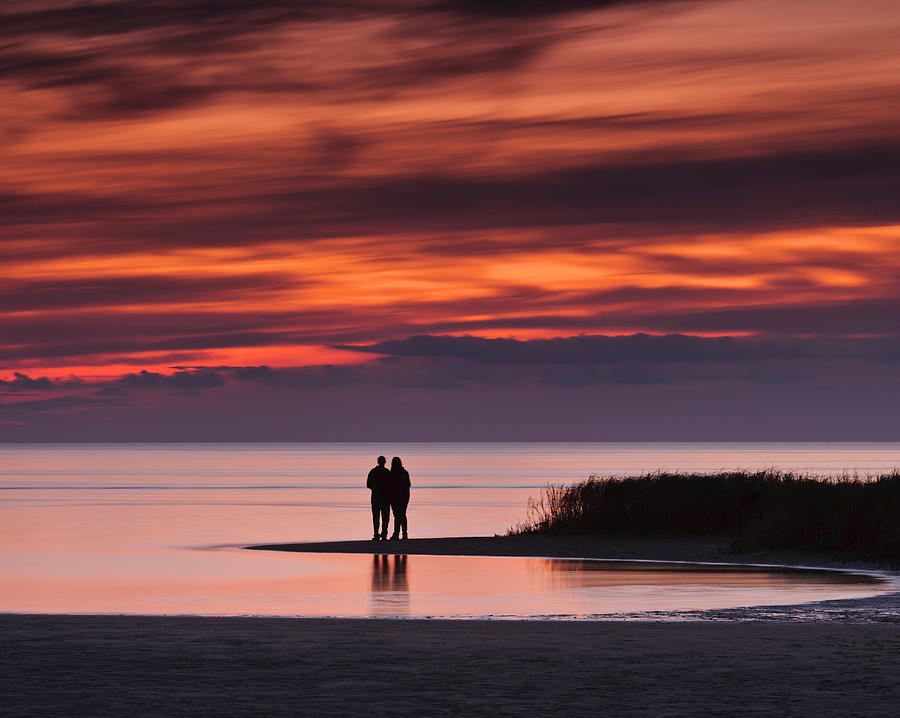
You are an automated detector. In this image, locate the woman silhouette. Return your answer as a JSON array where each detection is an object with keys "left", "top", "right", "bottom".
[{"left": 388, "top": 456, "right": 411, "bottom": 540}]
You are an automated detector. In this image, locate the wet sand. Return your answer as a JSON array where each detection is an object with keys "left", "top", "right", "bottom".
[
  {"left": 7, "top": 536, "right": 900, "bottom": 716},
  {"left": 5, "top": 615, "right": 900, "bottom": 717}
]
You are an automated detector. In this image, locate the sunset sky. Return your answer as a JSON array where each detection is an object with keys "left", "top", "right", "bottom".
[{"left": 2, "top": 0, "right": 899, "bottom": 440}]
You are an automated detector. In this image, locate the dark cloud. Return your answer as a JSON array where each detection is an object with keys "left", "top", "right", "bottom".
[
  {"left": 0, "top": 372, "right": 56, "bottom": 393},
  {"left": 1, "top": 0, "right": 683, "bottom": 41},
  {"left": 106, "top": 364, "right": 362, "bottom": 392},
  {"left": 436, "top": 0, "right": 687, "bottom": 18},
  {"left": 0, "top": 48, "right": 125, "bottom": 88},
  {"left": 395, "top": 295, "right": 900, "bottom": 340},
  {"left": 648, "top": 298, "right": 900, "bottom": 337},
  {"left": 67, "top": 79, "right": 222, "bottom": 120},
  {"left": 1, "top": 273, "right": 293, "bottom": 313},
  {"left": 292, "top": 143, "right": 900, "bottom": 234},
  {"left": 337, "top": 333, "right": 749, "bottom": 363},
  {"left": 0, "top": 44, "right": 312, "bottom": 119},
  {"left": 3, "top": 32, "right": 548, "bottom": 118},
  {"left": 0, "top": 0, "right": 692, "bottom": 119},
  {"left": 1, "top": 369, "right": 224, "bottom": 397},
  {"left": 116, "top": 369, "right": 225, "bottom": 391},
  {"left": 164, "top": 363, "right": 361, "bottom": 389},
  {"left": 6, "top": 140, "right": 898, "bottom": 252},
  {"left": 339, "top": 332, "right": 900, "bottom": 365},
  {"left": 456, "top": 108, "right": 799, "bottom": 134},
  {"left": 2, "top": 368, "right": 229, "bottom": 398},
  {"left": 231, "top": 365, "right": 282, "bottom": 386},
  {"left": 0, "top": 304, "right": 328, "bottom": 363},
  {"left": 0, "top": 1, "right": 339, "bottom": 40},
  {"left": 350, "top": 37, "right": 552, "bottom": 94},
  {"left": 93, "top": 385, "right": 125, "bottom": 397},
  {"left": 0, "top": 330, "right": 311, "bottom": 364}
]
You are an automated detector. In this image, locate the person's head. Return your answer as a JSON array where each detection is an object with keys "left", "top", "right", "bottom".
[
  {"left": 391, "top": 456, "right": 403, "bottom": 471},
  {"left": 377, "top": 456, "right": 386, "bottom": 466}
]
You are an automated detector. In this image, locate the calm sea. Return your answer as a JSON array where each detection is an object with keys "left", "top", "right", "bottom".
[{"left": 3, "top": 442, "right": 898, "bottom": 617}]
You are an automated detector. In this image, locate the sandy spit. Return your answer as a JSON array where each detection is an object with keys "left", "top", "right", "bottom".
[{"left": 246, "top": 533, "right": 889, "bottom": 572}]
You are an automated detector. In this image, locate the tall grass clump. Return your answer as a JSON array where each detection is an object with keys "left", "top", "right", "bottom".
[{"left": 511, "top": 469, "right": 900, "bottom": 561}]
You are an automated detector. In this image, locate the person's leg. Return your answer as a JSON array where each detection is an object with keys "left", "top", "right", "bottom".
[
  {"left": 399, "top": 499, "right": 409, "bottom": 538},
  {"left": 389, "top": 500, "right": 400, "bottom": 539},
  {"left": 379, "top": 501, "right": 390, "bottom": 540},
  {"left": 370, "top": 495, "right": 380, "bottom": 539}
]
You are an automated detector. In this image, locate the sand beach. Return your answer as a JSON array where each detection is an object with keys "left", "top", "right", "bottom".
[{"left": 6, "top": 614, "right": 900, "bottom": 717}]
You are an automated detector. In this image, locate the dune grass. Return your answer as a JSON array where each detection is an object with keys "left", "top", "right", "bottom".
[{"left": 511, "top": 469, "right": 900, "bottom": 562}]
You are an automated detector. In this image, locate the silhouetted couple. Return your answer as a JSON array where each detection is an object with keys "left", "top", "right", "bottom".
[{"left": 366, "top": 455, "right": 411, "bottom": 541}]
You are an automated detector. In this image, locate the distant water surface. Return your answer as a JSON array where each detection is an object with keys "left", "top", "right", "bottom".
[{"left": 2, "top": 443, "right": 898, "bottom": 617}]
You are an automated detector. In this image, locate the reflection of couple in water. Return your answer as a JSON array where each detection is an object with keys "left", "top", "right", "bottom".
[
  {"left": 371, "top": 554, "right": 408, "bottom": 592},
  {"left": 370, "top": 554, "right": 409, "bottom": 614},
  {"left": 366, "top": 455, "right": 411, "bottom": 541}
]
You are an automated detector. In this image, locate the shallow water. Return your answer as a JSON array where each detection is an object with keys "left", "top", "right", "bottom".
[
  {"left": 3, "top": 549, "right": 888, "bottom": 618},
  {"left": 2, "top": 442, "right": 898, "bottom": 618}
]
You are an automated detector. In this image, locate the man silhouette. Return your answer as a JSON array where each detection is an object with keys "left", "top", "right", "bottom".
[{"left": 366, "top": 455, "right": 391, "bottom": 541}]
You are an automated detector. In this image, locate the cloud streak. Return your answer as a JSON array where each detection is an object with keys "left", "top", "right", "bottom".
[{"left": 6, "top": 143, "right": 899, "bottom": 243}]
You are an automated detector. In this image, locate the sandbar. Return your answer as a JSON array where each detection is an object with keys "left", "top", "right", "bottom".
[{"left": 247, "top": 532, "right": 886, "bottom": 571}]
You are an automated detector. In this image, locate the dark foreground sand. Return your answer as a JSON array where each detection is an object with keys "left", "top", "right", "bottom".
[
  {"left": 6, "top": 536, "right": 900, "bottom": 717},
  {"left": 4, "top": 615, "right": 900, "bottom": 717}
]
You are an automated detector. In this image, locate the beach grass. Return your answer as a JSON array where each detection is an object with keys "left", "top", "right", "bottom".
[{"left": 511, "top": 469, "right": 900, "bottom": 562}]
